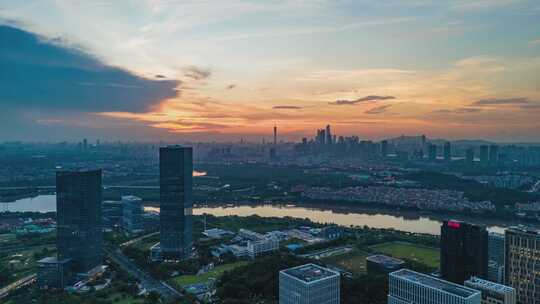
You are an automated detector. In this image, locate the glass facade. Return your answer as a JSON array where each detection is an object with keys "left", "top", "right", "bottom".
[
  {"left": 122, "top": 195, "right": 144, "bottom": 234},
  {"left": 159, "top": 146, "right": 193, "bottom": 260},
  {"left": 279, "top": 264, "right": 340, "bottom": 304},
  {"left": 388, "top": 269, "right": 481, "bottom": 304},
  {"left": 441, "top": 220, "right": 488, "bottom": 284},
  {"left": 504, "top": 227, "right": 540, "bottom": 304},
  {"left": 56, "top": 169, "right": 102, "bottom": 274}
]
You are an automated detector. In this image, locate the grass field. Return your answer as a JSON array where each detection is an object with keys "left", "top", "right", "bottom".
[
  {"left": 171, "top": 261, "right": 250, "bottom": 287},
  {"left": 322, "top": 249, "right": 369, "bottom": 274},
  {"left": 369, "top": 242, "right": 440, "bottom": 268}
]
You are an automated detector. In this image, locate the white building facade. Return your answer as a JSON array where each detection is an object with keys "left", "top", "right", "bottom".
[{"left": 388, "top": 269, "right": 481, "bottom": 304}]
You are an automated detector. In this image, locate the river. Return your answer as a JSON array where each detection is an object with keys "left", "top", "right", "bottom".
[{"left": 0, "top": 195, "right": 518, "bottom": 235}]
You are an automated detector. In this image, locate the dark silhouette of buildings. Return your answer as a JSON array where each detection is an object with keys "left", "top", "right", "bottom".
[
  {"left": 466, "top": 148, "right": 474, "bottom": 164},
  {"left": 444, "top": 142, "right": 452, "bottom": 162},
  {"left": 381, "top": 140, "right": 388, "bottom": 158},
  {"left": 273, "top": 124, "right": 277, "bottom": 146},
  {"left": 441, "top": 220, "right": 488, "bottom": 284},
  {"left": 428, "top": 144, "right": 437, "bottom": 161},
  {"left": 480, "top": 145, "right": 489, "bottom": 166},
  {"left": 489, "top": 144, "right": 499, "bottom": 166},
  {"left": 325, "top": 124, "right": 332, "bottom": 146},
  {"left": 159, "top": 146, "right": 193, "bottom": 260}
]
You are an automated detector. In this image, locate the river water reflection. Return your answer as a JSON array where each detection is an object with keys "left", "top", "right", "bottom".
[{"left": 2, "top": 195, "right": 517, "bottom": 235}]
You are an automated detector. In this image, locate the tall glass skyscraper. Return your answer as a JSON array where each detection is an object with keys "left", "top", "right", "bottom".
[
  {"left": 56, "top": 169, "right": 103, "bottom": 273},
  {"left": 159, "top": 146, "right": 193, "bottom": 260},
  {"left": 441, "top": 220, "right": 488, "bottom": 284}
]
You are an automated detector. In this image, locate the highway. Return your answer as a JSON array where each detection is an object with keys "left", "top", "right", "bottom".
[
  {"left": 104, "top": 247, "right": 182, "bottom": 300},
  {"left": 0, "top": 274, "right": 36, "bottom": 300}
]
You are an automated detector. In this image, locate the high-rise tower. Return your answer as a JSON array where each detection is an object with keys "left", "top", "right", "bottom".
[
  {"left": 441, "top": 220, "right": 488, "bottom": 284},
  {"left": 56, "top": 169, "right": 103, "bottom": 273},
  {"left": 274, "top": 124, "right": 277, "bottom": 146},
  {"left": 159, "top": 146, "right": 193, "bottom": 260}
]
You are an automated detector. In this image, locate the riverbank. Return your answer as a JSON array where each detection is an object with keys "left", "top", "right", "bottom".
[{"left": 3, "top": 195, "right": 532, "bottom": 235}]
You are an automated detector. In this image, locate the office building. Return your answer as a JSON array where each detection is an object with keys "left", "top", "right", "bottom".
[
  {"left": 279, "top": 263, "right": 340, "bottom": 304},
  {"left": 428, "top": 144, "right": 437, "bottom": 161},
  {"left": 480, "top": 145, "right": 489, "bottom": 166},
  {"left": 247, "top": 237, "right": 279, "bottom": 258},
  {"left": 488, "top": 232, "right": 505, "bottom": 283},
  {"left": 56, "top": 169, "right": 103, "bottom": 274},
  {"left": 489, "top": 145, "right": 499, "bottom": 166},
  {"left": 274, "top": 124, "right": 278, "bottom": 146},
  {"left": 102, "top": 200, "right": 122, "bottom": 229},
  {"left": 444, "top": 142, "right": 452, "bottom": 162},
  {"left": 466, "top": 148, "right": 475, "bottom": 164},
  {"left": 464, "top": 277, "right": 515, "bottom": 304},
  {"left": 489, "top": 232, "right": 505, "bottom": 265},
  {"left": 441, "top": 220, "right": 488, "bottom": 284},
  {"left": 122, "top": 195, "right": 144, "bottom": 234},
  {"left": 319, "top": 225, "right": 343, "bottom": 240},
  {"left": 366, "top": 254, "right": 405, "bottom": 276},
  {"left": 488, "top": 260, "right": 505, "bottom": 285},
  {"left": 381, "top": 140, "right": 388, "bottom": 158},
  {"left": 159, "top": 146, "right": 193, "bottom": 260},
  {"left": 388, "top": 269, "right": 481, "bottom": 304},
  {"left": 37, "top": 257, "right": 73, "bottom": 289},
  {"left": 505, "top": 227, "right": 540, "bottom": 304}
]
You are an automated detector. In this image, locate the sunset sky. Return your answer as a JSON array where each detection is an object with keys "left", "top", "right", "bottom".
[{"left": 1, "top": 0, "right": 539, "bottom": 142}]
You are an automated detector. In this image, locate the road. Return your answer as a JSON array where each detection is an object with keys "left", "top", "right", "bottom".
[
  {"left": 119, "top": 231, "right": 159, "bottom": 248},
  {"left": 527, "top": 180, "right": 540, "bottom": 193},
  {"left": 104, "top": 247, "right": 182, "bottom": 300},
  {"left": 0, "top": 274, "right": 36, "bottom": 300}
]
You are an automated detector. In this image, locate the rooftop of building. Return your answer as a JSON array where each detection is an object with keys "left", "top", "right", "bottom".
[
  {"left": 366, "top": 254, "right": 405, "bottom": 266},
  {"left": 161, "top": 145, "right": 191, "bottom": 150},
  {"left": 56, "top": 168, "right": 101, "bottom": 174},
  {"left": 506, "top": 225, "right": 540, "bottom": 236},
  {"left": 281, "top": 263, "right": 339, "bottom": 283},
  {"left": 121, "top": 195, "right": 142, "bottom": 201},
  {"left": 465, "top": 277, "right": 515, "bottom": 293},
  {"left": 444, "top": 220, "right": 485, "bottom": 230},
  {"left": 391, "top": 269, "right": 480, "bottom": 299}
]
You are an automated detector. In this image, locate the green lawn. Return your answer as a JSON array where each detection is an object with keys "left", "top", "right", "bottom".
[
  {"left": 369, "top": 242, "right": 440, "bottom": 268},
  {"left": 322, "top": 249, "right": 369, "bottom": 274},
  {"left": 171, "top": 261, "right": 250, "bottom": 286}
]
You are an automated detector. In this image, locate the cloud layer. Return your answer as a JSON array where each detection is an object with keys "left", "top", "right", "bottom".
[
  {"left": 329, "top": 95, "right": 396, "bottom": 105},
  {"left": 273, "top": 105, "right": 303, "bottom": 110},
  {"left": 0, "top": 24, "right": 180, "bottom": 113}
]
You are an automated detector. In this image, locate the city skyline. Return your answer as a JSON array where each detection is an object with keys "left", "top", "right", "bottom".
[{"left": 1, "top": 1, "right": 540, "bottom": 142}]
